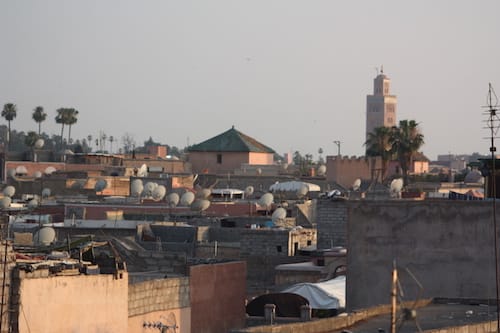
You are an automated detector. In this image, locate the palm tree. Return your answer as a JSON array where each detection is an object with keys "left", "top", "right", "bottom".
[
  {"left": 391, "top": 120, "right": 425, "bottom": 185},
  {"left": 2, "top": 103, "right": 17, "bottom": 149},
  {"left": 109, "top": 135, "right": 114, "bottom": 153},
  {"left": 55, "top": 108, "right": 78, "bottom": 150},
  {"left": 364, "top": 126, "right": 394, "bottom": 183},
  {"left": 24, "top": 131, "right": 38, "bottom": 161},
  {"left": 32, "top": 106, "right": 47, "bottom": 135}
]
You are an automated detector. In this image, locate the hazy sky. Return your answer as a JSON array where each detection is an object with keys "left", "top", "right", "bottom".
[{"left": 1, "top": 1, "right": 500, "bottom": 160}]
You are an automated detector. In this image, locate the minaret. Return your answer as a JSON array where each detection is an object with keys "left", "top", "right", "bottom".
[{"left": 365, "top": 67, "right": 397, "bottom": 142}]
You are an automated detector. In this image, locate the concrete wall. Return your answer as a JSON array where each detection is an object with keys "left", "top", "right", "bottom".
[
  {"left": 190, "top": 261, "right": 247, "bottom": 333},
  {"left": 344, "top": 200, "right": 498, "bottom": 311},
  {"left": 128, "top": 277, "right": 190, "bottom": 333},
  {"left": 15, "top": 271, "right": 128, "bottom": 333}
]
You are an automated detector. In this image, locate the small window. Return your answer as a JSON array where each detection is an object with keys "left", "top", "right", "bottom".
[
  {"left": 276, "top": 245, "right": 282, "bottom": 253},
  {"left": 217, "top": 154, "right": 222, "bottom": 164},
  {"left": 307, "top": 240, "right": 312, "bottom": 246}
]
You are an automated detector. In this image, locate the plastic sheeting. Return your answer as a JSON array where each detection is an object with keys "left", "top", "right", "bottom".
[{"left": 282, "top": 275, "right": 345, "bottom": 309}]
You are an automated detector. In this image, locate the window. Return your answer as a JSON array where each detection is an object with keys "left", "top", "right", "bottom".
[{"left": 217, "top": 154, "right": 222, "bottom": 164}]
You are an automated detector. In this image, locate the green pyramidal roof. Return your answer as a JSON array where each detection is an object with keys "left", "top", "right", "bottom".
[{"left": 188, "top": 127, "right": 275, "bottom": 153}]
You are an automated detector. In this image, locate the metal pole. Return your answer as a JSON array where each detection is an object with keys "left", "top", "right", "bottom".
[{"left": 390, "top": 260, "right": 398, "bottom": 333}]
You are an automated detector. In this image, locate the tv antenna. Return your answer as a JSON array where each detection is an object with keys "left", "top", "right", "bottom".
[{"left": 483, "top": 83, "right": 500, "bottom": 333}]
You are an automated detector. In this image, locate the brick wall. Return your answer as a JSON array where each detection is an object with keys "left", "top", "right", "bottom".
[{"left": 316, "top": 199, "right": 348, "bottom": 249}]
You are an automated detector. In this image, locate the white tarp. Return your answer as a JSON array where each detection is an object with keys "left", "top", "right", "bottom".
[
  {"left": 269, "top": 181, "right": 321, "bottom": 193},
  {"left": 282, "top": 275, "right": 345, "bottom": 309}
]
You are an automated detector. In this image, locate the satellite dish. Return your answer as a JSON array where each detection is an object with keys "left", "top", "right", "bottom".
[
  {"left": 317, "top": 165, "right": 327, "bottom": 176},
  {"left": 352, "top": 178, "right": 362, "bottom": 191},
  {"left": 152, "top": 185, "right": 166, "bottom": 201},
  {"left": 282, "top": 163, "right": 289, "bottom": 171},
  {"left": 144, "top": 182, "right": 157, "bottom": 197},
  {"left": 190, "top": 199, "right": 211, "bottom": 212},
  {"left": 71, "top": 180, "right": 85, "bottom": 189},
  {"left": 256, "top": 168, "right": 262, "bottom": 176},
  {"left": 94, "top": 179, "right": 107, "bottom": 192},
  {"left": 258, "top": 193, "right": 274, "bottom": 208},
  {"left": 34, "top": 138, "right": 44, "bottom": 149},
  {"left": 137, "top": 164, "right": 148, "bottom": 177},
  {"left": 28, "top": 199, "right": 39, "bottom": 209},
  {"left": 196, "top": 188, "right": 211, "bottom": 199},
  {"left": 244, "top": 186, "right": 254, "bottom": 198},
  {"left": 3, "top": 186, "right": 15, "bottom": 198},
  {"left": 34, "top": 171, "right": 42, "bottom": 178},
  {"left": 166, "top": 192, "right": 180, "bottom": 208},
  {"left": 390, "top": 178, "right": 404, "bottom": 195},
  {"left": 271, "top": 207, "right": 287, "bottom": 223},
  {"left": 42, "top": 188, "right": 51, "bottom": 198},
  {"left": 180, "top": 191, "right": 195, "bottom": 206},
  {"left": 131, "top": 179, "right": 144, "bottom": 197},
  {"left": 296, "top": 184, "right": 309, "bottom": 198},
  {"left": 0, "top": 197, "right": 11, "bottom": 209},
  {"left": 34, "top": 227, "right": 56, "bottom": 246},
  {"left": 44, "top": 166, "right": 56, "bottom": 175},
  {"left": 7, "top": 169, "right": 16, "bottom": 178},
  {"left": 15, "top": 165, "right": 28, "bottom": 175}
]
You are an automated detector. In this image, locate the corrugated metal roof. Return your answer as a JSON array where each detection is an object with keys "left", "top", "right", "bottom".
[{"left": 187, "top": 126, "right": 275, "bottom": 153}]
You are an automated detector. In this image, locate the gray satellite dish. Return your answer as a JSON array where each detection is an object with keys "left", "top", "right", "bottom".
[
  {"left": 271, "top": 207, "right": 287, "bottom": 223},
  {"left": 190, "top": 199, "right": 211, "bottom": 212},
  {"left": 7, "top": 169, "right": 16, "bottom": 178},
  {"left": 34, "top": 227, "right": 56, "bottom": 246},
  {"left": 34, "top": 171, "right": 42, "bottom": 178},
  {"left": 3, "top": 186, "right": 15, "bottom": 198},
  {"left": 0, "top": 197, "right": 11, "bottom": 209},
  {"left": 317, "top": 165, "right": 327, "bottom": 176},
  {"left": 71, "top": 180, "right": 85, "bottom": 189},
  {"left": 34, "top": 138, "right": 44, "bottom": 149},
  {"left": 44, "top": 166, "right": 56, "bottom": 175},
  {"left": 166, "top": 193, "right": 180, "bottom": 207},
  {"left": 131, "top": 179, "right": 144, "bottom": 197},
  {"left": 28, "top": 199, "right": 39, "bottom": 209},
  {"left": 196, "top": 188, "right": 211, "bottom": 199},
  {"left": 94, "top": 179, "right": 107, "bottom": 192},
  {"left": 258, "top": 193, "right": 274, "bottom": 208},
  {"left": 244, "top": 186, "right": 254, "bottom": 198},
  {"left": 352, "top": 178, "right": 362, "bottom": 191},
  {"left": 180, "top": 191, "right": 195, "bottom": 206},
  {"left": 42, "top": 188, "right": 51, "bottom": 198},
  {"left": 152, "top": 185, "right": 166, "bottom": 201}
]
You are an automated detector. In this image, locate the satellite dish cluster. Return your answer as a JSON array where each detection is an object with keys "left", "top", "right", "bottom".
[{"left": 129, "top": 179, "right": 167, "bottom": 201}]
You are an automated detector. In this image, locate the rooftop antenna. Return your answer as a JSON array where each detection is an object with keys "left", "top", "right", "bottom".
[{"left": 483, "top": 83, "right": 500, "bottom": 332}]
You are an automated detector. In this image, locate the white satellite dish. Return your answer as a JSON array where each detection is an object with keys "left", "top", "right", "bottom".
[
  {"left": 296, "top": 184, "right": 309, "bottom": 198},
  {"left": 352, "top": 178, "right": 362, "bottom": 191},
  {"left": 34, "top": 227, "right": 56, "bottom": 246},
  {"left": 317, "top": 165, "right": 327, "bottom": 176},
  {"left": 34, "top": 171, "right": 42, "bottom": 178},
  {"left": 7, "top": 169, "right": 16, "bottom": 178},
  {"left": 131, "top": 179, "right": 144, "bottom": 197},
  {"left": 244, "top": 186, "right": 254, "bottom": 198},
  {"left": 15, "top": 166, "right": 28, "bottom": 175},
  {"left": 180, "top": 191, "right": 195, "bottom": 206},
  {"left": 390, "top": 178, "right": 404, "bottom": 195},
  {"left": 258, "top": 193, "right": 274, "bottom": 208},
  {"left": 44, "top": 166, "right": 56, "bottom": 175},
  {"left": 190, "top": 199, "right": 211, "bottom": 212},
  {"left": 152, "top": 185, "right": 166, "bottom": 201},
  {"left": 271, "top": 207, "right": 287, "bottom": 223},
  {"left": 3, "top": 186, "right": 15, "bottom": 198},
  {"left": 0, "top": 197, "right": 11, "bottom": 209},
  {"left": 144, "top": 182, "right": 157, "bottom": 197},
  {"left": 166, "top": 192, "right": 180, "bottom": 207},
  {"left": 34, "top": 138, "right": 44, "bottom": 149},
  {"left": 42, "top": 188, "right": 51, "bottom": 198},
  {"left": 94, "top": 179, "right": 107, "bottom": 192},
  {"left": 137, "top": 164, "right": 148, "bottom": 177},
  {"left": 196, "top": 188, "right": 211, "bottom": 199}
]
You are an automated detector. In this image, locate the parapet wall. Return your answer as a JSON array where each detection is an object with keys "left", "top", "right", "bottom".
[{"left": 316, "top": 199, "right": 348, "bottom": 249}]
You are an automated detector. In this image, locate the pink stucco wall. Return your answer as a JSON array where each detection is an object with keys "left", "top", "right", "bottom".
[
  {"left": 189, "top": 151, "right": 274, "bottom": 174},
  {"left": 18, "top": 273, "right": 128, "bottom": 333}
]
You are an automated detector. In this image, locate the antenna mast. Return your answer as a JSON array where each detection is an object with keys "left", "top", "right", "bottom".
[{"left": 484, "top": 83, "right": 500, "bottom": 332}]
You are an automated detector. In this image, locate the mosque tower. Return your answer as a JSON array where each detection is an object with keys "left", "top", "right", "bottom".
[{"left": 365, "top": 67, "right": 397, "bottom": 143}]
